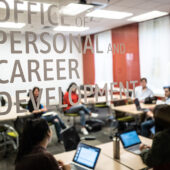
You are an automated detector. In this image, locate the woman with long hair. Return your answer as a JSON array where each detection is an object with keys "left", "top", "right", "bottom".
[
  {"left": 27, "top": 87, "right": 66, "bottom": 143},
  {"left": 63, "top": 83, "right": 98, "bottom": 135},
  {"left": 15, "top": 118, "right": 70, "bottom": 170}
]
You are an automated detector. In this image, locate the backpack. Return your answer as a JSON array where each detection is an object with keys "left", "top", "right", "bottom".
[{"left": 85, "top": 119, "right": 105, "bottom": 132}]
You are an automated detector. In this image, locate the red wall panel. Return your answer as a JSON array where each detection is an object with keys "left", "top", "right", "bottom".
[
  {"left": 82, "top": 35, "right": 95, "bottom": 84},
  {"left": 112, "top": 23, "right": 140, "bottom": 88},
  {"left": 82, "top": 23, "right": 141, "bottom": 87}
]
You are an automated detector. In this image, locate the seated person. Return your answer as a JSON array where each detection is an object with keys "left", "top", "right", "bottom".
[
  {"left": 134, "top": 77, "right": 154, "bottom": 102},
  {"left": 159, "top": 86, "right": 170, "bottom": 104},
  {"left": 63, "top": 83, "right": 98, "bottom": 135},
  {"left": 15, "top": 118, "right": 70, "bottom": 170},
  {"left": 27, "top": 87, "right": 66, "bottom": 143},
  {"left": 141, "top": 86, "right": 170, "bottom": 137},
  {"left": 140, "top": 105, "right": 170, "bottom": 169}
]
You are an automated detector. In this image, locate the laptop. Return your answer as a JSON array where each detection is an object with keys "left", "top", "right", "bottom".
[
  {"left": 134, "top": 98, "right": 149, "bottom": 112},
  {"left": 71, "top": 143, "right": 101, "bottom": 170},
  {"left": 119, "top": 130, "right": 142, "bottom": 155}
]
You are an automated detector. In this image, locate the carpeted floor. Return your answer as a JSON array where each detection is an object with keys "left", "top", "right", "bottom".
[{"left": 0, "top": 107, "right": 114, "bottom": 170}]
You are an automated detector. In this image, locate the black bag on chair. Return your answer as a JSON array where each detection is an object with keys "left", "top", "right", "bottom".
[
  {"left": 14, "top": 115, "right": 34, "bottom": 135},
  {"left": 85, "top": 119, "right": 105, "bottom": 132},
  {"left": 61, "top": 126, "right": 80, "bottom": 151},
  {"left": 144, "top": 96, "right": 157, "bottom": 104}
]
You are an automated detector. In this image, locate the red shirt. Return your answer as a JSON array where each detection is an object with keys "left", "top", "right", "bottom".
[{"left": 63, "top": 92, "right": 78, "bottom": 110}]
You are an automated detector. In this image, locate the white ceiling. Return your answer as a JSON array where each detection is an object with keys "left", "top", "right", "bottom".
[{"left": 0, "top": 0, "right": 170, "bottom": 35}]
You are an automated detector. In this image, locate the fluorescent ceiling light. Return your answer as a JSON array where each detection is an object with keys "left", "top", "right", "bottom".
[
  {"left": 0, "top": 0, "right": 51, "bottom": 12},
  {"left": 128, "top": 11, "right": 168, "bottom": 22},
  {"left": 0, "top": 22, "right": 25, "bottom": 28},
  {"left": 54, "top": 26, "right": 89, "bottom": 32},
  {"left": 86, "top": 10, "right": 133, "bottom": 19},
  {"left": 60, "top": 3, "right": 93, "bottom": 16}
]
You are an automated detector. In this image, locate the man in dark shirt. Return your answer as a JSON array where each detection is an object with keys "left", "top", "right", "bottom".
[{"left": 140, "top": 105, "right": 170, "bottom": 169}]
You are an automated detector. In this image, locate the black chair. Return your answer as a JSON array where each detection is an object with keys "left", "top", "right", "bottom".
[
  {"left": 61, "top": 126, "right": 80, "bottom": 151},
  {"left": 112, "top": 100, "right": 135, "bottom": 133},
  {"left": 0, "top": 124, "right": 19, "bottom": 157}
]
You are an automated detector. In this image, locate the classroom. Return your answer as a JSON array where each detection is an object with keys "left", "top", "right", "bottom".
[{"left": 0, "top": 0, "right": 170, "bottom": 170}]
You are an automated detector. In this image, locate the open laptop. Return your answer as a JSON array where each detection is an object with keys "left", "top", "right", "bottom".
[
  {"left": 134, "top": 98, "right": 149, "bottom": 112},
  {"left": 71, "top": 143, "right": 101, "bottom": 170},
  {"left": 119, "top": 130, "right": 142, "bottom": 155}
]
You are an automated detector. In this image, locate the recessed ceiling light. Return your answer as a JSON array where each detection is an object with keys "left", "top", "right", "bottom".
[
  {"left": 128, "top": 11, "right": 168, "bottom": 22},
  {"left": 0, "top": 22, "right": 25, "bottom": 28},
  {"left": 86, "top": 9, "right": 133, "bottom": 19},
  {"left": 54, "top": 26, "right": 89, "bottom": 32},
  {"left": 60, "top": 3, "right": 93, "bottom": 16},
  {"left": 0, "top": 0, "right": 51, "bottom": 12}
]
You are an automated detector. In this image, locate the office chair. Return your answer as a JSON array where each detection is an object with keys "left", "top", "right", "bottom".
[
  {"left": 61, "top": 126, "right": 96, "bottom": 151},
  {"left": 61, "top": 126, "right": 80, "bottom": 151},
  {"left": 0, "top": 124, "right": 19, "bottom": 157},
  {"left": 111, "top": 100, "right": 135, "bottom": 132}
]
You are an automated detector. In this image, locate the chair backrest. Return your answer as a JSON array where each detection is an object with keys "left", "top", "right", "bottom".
[
  {"left": 61, "top": 126, "right": 80, "bottom": 151},
  {"left": 60, "top": 91, "right": 66, "bottom": 113},
  {"left": 113, "top": 100, "right": 126, "bottom": 107}
]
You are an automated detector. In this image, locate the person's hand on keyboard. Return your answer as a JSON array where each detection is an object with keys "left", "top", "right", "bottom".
[{"left": 139, "top": 144, "right": 150, "bottom": 151}]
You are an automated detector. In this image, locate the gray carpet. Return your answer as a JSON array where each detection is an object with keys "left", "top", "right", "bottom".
[{"left": 0, "top": 107, "right": 113, "bottom": 170}]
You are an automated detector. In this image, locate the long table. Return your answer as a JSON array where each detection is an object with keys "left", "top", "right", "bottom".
[
  {"left": 54, "top": 150, "right": 130, "bottom": 170},
  {"left": 111, "top": 103, "right": 156, "bottom": 115},
  {"left": 81, "top": 95, "right": 128, "bottom": 105},
  {"left": 98, "top": 136, "right": 152, "bottom": 170},
  {"left": 0, "top": 106, "right": 31, "bottom": 122},
  {"left": 0, "top": 106, "right": 57, "bottom": 122},
  {"left": 54, "top": 136, "right": 152, "bottom": 170}
]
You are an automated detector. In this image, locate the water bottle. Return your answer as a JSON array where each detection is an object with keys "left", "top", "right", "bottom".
[{"left": 113, "top": 133, "right": 120, "bottom": 159}]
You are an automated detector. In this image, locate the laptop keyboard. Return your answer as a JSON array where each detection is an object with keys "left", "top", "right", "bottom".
[
  {"left": 71, "top": 164, "right": 88, "bottom": 170},
  {"left": 130, "top": 149, "right": 141, "bottom": 154},
  {"left": 128, "top": 145, "right": 141, "bottom": 154}
]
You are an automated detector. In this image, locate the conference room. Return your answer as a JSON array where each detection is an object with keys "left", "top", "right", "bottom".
[{"left": 0, "top": 0, "right": 170, "bottom": 170}]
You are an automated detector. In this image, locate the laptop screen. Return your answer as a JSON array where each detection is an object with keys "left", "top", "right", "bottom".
[
  {"left": 120, "top": 130, "right": 141, "bottom": 148},
  {"left": 73, "top": 143, "right": 101, "bottom": 169}
]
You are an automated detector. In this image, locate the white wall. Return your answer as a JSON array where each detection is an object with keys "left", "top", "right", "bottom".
[
  {"left": 0, "top": 32, "right": 83, "bottom": 104},
  {"left": 139, "top": 16, "right": 170, "bottom": 95},
  {"left": 94, "top": 30, "right": 113, "bottom": 87}
]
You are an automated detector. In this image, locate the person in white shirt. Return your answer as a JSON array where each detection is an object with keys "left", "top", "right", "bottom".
[
  {"left": 141, "top": 86, "right": 170, "bottom": 137},
  {"left": 135, "top": 78, "right": 154, "bottom": 102},
  {"left": 163, "top": 87, "right": 170, "bottom": 104}
]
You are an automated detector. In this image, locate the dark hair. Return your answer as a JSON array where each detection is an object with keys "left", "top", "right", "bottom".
[
  {"left": 163, "top": 86, "right": 170, "bottom": 92},
  {"left": 31, "top": 87, "right": 40, "bottom": 98},
  {"left": 154, "top": 105, "right": 170, "bottom": 133},
  {"left": 67, "top": 82, "right": 77, "bottom": 92},
  {"left": 27, "top": 87, "right": 39, "bottom": 97},
  {"left": 33, "top": 87, "right": 40, "bottom": 93},
  {"left": 140, "top": 77, "right": 147, "bottom": 82},
  {"left": 15, "top": 118, "right": 50, "bottom": 163}
]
